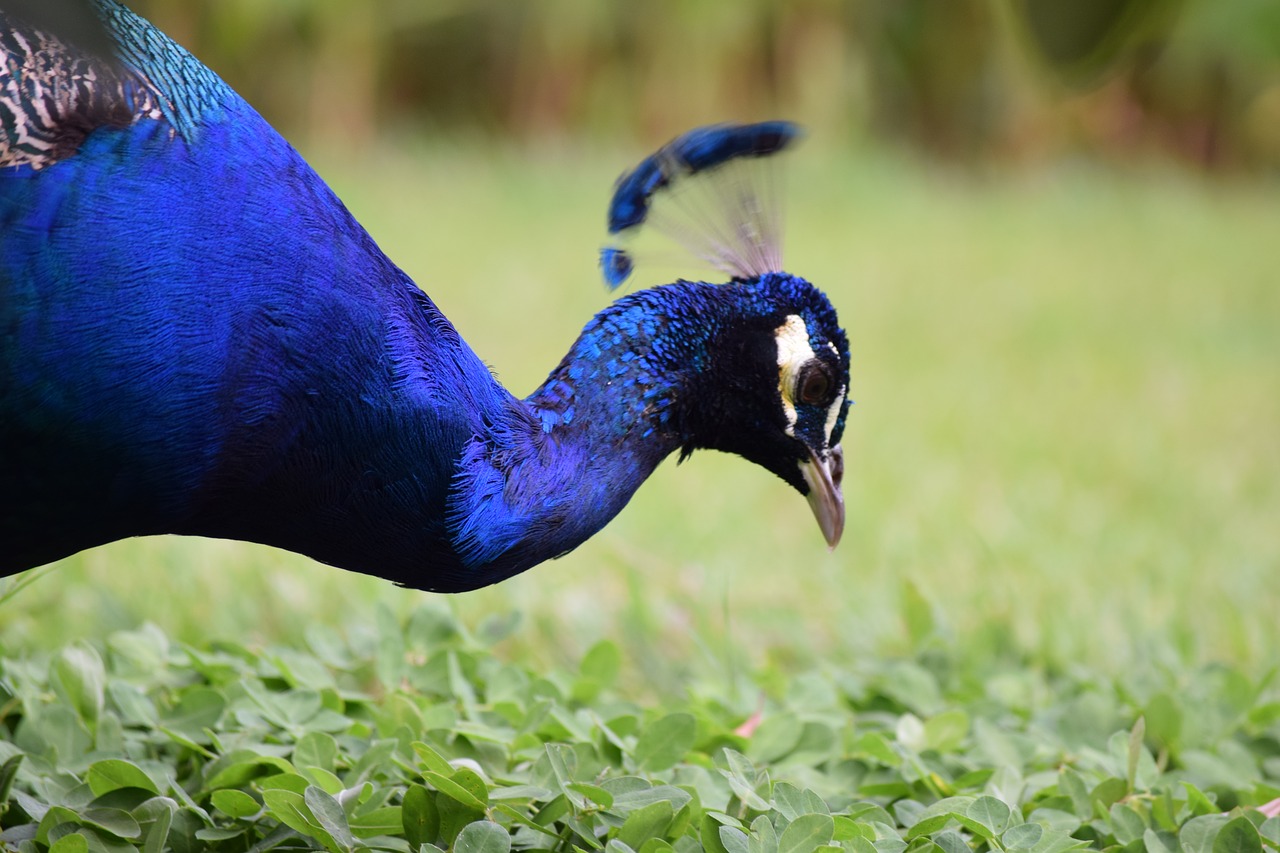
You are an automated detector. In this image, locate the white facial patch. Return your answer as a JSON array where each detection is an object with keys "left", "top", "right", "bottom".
[
  {"left": 775, "top": 314, "right": 847, "bottom": 444},
  {"left": 824, "top": 385, "right": 846, "bottom": 445},
  {"left": 775, "top": 315, "right": 815, "bottom": 437}
]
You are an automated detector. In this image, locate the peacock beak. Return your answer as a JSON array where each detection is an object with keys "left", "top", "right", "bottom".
[{"left": 800, "top": 445, "right": 844, "bottom": 548}]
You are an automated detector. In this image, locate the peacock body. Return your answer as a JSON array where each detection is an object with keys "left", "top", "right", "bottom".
[{"left": 0, "top": 1, "right": 850, "bottom": 592}]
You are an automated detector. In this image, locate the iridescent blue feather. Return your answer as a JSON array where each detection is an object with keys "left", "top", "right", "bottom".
[
  {"left": 598, "top": 246, "right": 634, "bottom": 289},
  {"left": 601, "top": 121, "right": 800, "bottom": 288}
]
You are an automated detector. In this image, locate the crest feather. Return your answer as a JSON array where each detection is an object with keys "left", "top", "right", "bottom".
[{"left": 600, "top": 121, "right": 801, "bottom": 289}]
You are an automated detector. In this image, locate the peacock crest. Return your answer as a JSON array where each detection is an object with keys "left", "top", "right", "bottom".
[{"left": 599, "top": 121, "right": 800, "bottom": 289}]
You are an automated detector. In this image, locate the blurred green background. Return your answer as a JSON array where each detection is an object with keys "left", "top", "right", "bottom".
[
  {"left": 2, "top": 0, "right": 1277, "bottom": 681},
  {"left": 129, "top": 0, "right": 1280, "bottom": 170}
]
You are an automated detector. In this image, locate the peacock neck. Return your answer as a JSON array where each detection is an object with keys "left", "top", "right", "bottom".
[
  {"left": 444, "top": 281, "right": 741, "bottom": 582},
  {"left": 527, "top": 285, "right": 717, "bottom": 452}
]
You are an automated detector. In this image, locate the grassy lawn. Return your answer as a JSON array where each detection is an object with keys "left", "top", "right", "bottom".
[{"left": 1, "top": 140, "right": 1276, "bottom": 852}]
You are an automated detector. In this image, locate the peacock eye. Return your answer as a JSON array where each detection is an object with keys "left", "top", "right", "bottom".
[{"left": 797, "top": 362, "right": 834, "bottom": 406}]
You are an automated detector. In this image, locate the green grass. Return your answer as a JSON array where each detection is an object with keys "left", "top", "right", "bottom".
[
  {"left": 0, "top": 605, "right": 1277, "bottom": 852},
  {"left": 0, "top": 141, "right": 1278, "bottom": 852}
]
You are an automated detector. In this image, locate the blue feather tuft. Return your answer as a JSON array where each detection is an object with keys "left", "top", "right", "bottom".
[
  {"left": 600, "top": 121, "right": 800, "bottom": 286},
  {"left": 606, "top": 121, "right": 799, "bottom": 234},
  {"left": 599, "top": 246, "right": 634, "bottom": 289}
]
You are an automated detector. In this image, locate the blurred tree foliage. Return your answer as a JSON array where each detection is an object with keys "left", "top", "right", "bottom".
[{"left": 130, "top": 0, "right": 1280, "bottom": 170}]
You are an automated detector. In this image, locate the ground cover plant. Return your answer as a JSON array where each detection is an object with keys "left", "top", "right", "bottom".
[
  {"left": 1, "top": 605, "right": 1279, "bottom": 853},
  {"left": 1, "top": 145, "right": 1276, "bottom": 852}
]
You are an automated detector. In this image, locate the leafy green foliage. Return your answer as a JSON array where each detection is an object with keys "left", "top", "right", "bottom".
[{"left": 0, "top": 609, "right": 1276, "bottom": 852}]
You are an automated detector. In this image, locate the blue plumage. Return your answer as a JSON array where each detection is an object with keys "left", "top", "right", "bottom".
[
  {"left": 599, "top": 246, "right": 634, "bottom": 289},
  {"left": 606, "top": 121, "right": 800, "bottom": 235},
  {"left": 601, "top": 121, "right": 799, "bottom": 289},
  {"left": 0, "top": 1, "right": 850, "bottom": 592}
]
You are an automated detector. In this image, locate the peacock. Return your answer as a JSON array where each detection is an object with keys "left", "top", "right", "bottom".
[{"left": 0, "top": 0, "right": 851, "bottom": 593}]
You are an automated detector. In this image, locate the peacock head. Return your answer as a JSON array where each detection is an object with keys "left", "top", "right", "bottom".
[
  {"left": 599, "top": 122, "right": 850, "bottom": 549},
  {"left": 672, "top": 272, "right": 848, "bottom": 548},
  {"left": 764, "top": 276, "right": 848, "bottom": 548}
]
